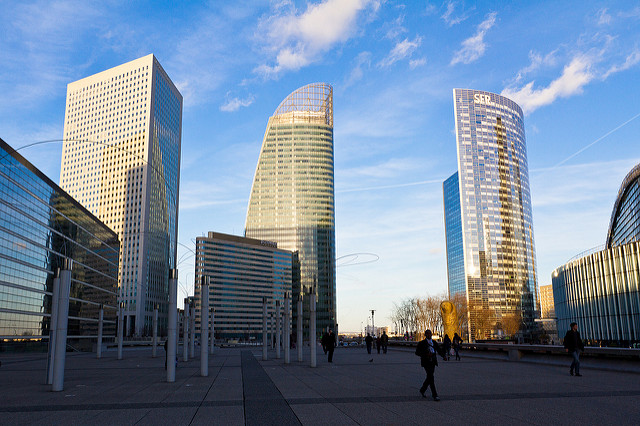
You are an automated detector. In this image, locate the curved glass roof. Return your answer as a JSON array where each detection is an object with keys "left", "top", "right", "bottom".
[
  {"left": 606, "top": 162, "right": 640, "bottom": 247},
  {"left": 272, "top": 83, "right": 333, "bottom": 126}
]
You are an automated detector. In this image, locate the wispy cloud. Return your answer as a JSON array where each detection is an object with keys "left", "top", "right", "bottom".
[
  {"left": 254, "top": 0, "right": 375, "bottom": 78},
  {"left": 502, "top": 55, "right": 594, "bottom": 114},
  {"left": 602, "top": 49, "right": 640, "bottom": 79},
  {"left": 409, "top": 57, "right": 426, "bottom": 69},
  {"left": 596, "top": 8, "right": 612, "bottom": 25},
  {"left": 450, "top": 12, "right": 497, "bottom": 65},
  {"left": 344, "top": 51, "right": 372, "bottom": 87},
  {"left": 512, "top": 50, "right": 559, "bottom": 84},
  {"left": 441, "top": 1, "right": 473, "bottom": 27},
  {"left": 220, "top": 93, "right": 255, "bottom": 112},
  {"left": 378, "top": 36, "right": 423, "bottom": 67}
]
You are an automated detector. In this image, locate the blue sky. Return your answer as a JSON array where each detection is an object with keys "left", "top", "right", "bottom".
[{"left": 1, "top": 0, "right": 639, "bottom": 333}]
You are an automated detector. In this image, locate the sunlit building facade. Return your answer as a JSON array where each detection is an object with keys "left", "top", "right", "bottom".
[
  {"left": 446, "top": 89, "right": 539, "bottom": 340},
  {"left": 193, "top": 232, "right": 294, "bottom": 341},
  {"left": 60, "top": 54, "right": 182, "bottom": 336},
  {"left": 0, "top": 138, "right": 119, "bottom": 350},
  {"left": 553, "top": 162, "right": 640, "bottom": 346},
  {"left": 245, "top": 83, "right": 336, "bottom": 338}
]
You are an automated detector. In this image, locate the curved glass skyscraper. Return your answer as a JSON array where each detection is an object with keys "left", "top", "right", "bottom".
[
  {"left": 245, "top": 83, "right": 336, "bottom": 337},
  {"left": 445, "top": 89, "right": 539, "bottom": 340}
]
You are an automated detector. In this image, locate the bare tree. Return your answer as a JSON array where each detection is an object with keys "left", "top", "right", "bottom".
[
  {"left": 468, "top": 299, "right": 495, "bottom": 341},
  {"left": 450, "top": 292, "right": 469, "bottom": 341},
  {"left": 500, "top": 311, "right": 522, "bottom": 339}
]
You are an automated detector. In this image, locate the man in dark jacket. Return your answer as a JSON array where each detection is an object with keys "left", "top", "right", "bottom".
[
  {"left": 326, "top": 329, "right": 336, "bottom": 362},
  {"left": 415, "top": 329, "right": 443, "bottom": 401},
  {"left": 380, "top": 330, "right": 389, "bottom": 354},
  {"left": 563, "top": 322, "right": 585, "bottom": 376}
]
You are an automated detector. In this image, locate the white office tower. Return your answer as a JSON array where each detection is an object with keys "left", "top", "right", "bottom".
[{"left": 60, "top": 54, "right": 182, "bottom": 336}]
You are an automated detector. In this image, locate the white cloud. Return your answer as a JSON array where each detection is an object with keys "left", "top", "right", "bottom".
[
  {"left": 596, "top": 8, "right": 612, "bottom": 25},
  {"left": 254, "top": 0, "right": 374, "bottom": 78},
  {"left": 409, "top": 57, "right": 426, "bottom": 69},
  {"left": 450, "top": 12, "right": 496, "bottom": 65},
  {"left": 344, "top": 51, "right": 372, "bottom": 87},
  {"left": 220, "top": 94, "right": 255, "bottom": 112},
  {"left": 378, "top": 36, "right": 423, "bottom": 67},
  {"left": 501, "top": 55, "right": 594, "bottom": 114},
  {"left": 602, "top": 49, "right": 640, "bottom": 79},
  {"left": 441, "top": 1, "right": 473, "bottom": 27},
  {"left": 512, "top": 50, "right": 559, "bottom": 83}
]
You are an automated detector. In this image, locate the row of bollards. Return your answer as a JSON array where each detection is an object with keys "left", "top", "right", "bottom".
[{"left": 261, "top": 287, "right": 318, "bottom": 367}]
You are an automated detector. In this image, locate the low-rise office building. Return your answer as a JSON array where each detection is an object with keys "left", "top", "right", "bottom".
[
  {"left": 553, "top": 163, "right": 640, "bottom": 346},
  {"left": 194, "top": 232, "right": 294, "bottom": 341},
  {"left": 0, "top": 138, "right": 119, "bottom": 351}
]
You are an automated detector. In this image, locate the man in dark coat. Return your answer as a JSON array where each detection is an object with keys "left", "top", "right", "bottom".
[
  {"left": 365, "top": 333, "right": 373, "bottom": 354},
  {"left": 321, "top": 332, "right": 329, "bottom": 355},
  {"left": 326, "top": 329, "right": 336, "bottom": 362},
  {"left": 563, "top": 322, "right": 585, "bottom": 376},
  {"left": 380, "top": 330, "right": 389, "bottom": 354},
  {"left": 415, "top": 329, "right": 443, "bottom": 401}
]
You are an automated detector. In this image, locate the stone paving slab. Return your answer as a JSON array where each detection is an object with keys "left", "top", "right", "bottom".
[{"left": 1, "top": 345, "right": 640, "bottom": 425}]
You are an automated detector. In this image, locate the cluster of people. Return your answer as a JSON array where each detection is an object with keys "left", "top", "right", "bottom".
[{"left": 364, "top": 331, "right": 389, "bottom": 357}]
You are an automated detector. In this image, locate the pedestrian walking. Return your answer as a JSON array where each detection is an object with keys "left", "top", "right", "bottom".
[
  {"left": 365, "top": 333, "right": 373, "bottom": 355},
  {"left": 381, "top": 330, "right": 389, "bottom": 354},
  {"left": 326, "top": 329, "right": 336, "bottom": 363},
  {"left": 376, "top": 335, "right": 382, "bottom": 354},
  {"left": 452, "top": 333, "right": 462, "bottom": 361},
  {"left": 321, "top": 331, "right": 329, "bottom": 355},
  {"left": 442, "top": 334, "right": 452, "bottom": 361},
  {"left": 415, "top": 329, "right": 443, "bottom": 401},
  {"left": 563, "top": 322, "right": 584, "bottom": 376}
]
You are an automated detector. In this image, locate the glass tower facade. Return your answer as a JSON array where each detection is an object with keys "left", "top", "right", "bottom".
[
  {"left": 449, "top": 89, "right": 539, "bottom": 339},
  {"left": 60, "top": 54, "right": 182, "bottom": 336},
  {"left": 0, "top": 138, "right": 119, "bottom": 350},
  {"left": 193, "top": 232, "right": 293, "bottom": 341},
  {"left": 443, "top": 172, "right": 465, "bottom": 296},
  {"left": 245, "top": 83, "right": 336, "bottom": 338}
]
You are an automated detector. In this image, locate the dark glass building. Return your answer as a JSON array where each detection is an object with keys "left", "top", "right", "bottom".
[
  {"left": 0, "top": 138, "right": 119, "bottom": 351},
  {"left": 193, "top": 232, "right": 294, "bottom": 341},
  {"left": 553, "top": 162, "right": 640, "bottom": 346},
  {"left": 443, "top": 172, "right": 465, "bottom": 296}
]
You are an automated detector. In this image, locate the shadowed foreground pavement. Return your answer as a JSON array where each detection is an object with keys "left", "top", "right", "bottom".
[{"left": 1, "top": 345, "right": 639, "bottom": 425}]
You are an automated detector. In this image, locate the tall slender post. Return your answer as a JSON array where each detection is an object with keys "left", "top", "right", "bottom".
[
  {"left": 275, "top": 300, "right": 281, "bottom": 359},
  {"left": 117, "top": 303, "right": 124, "bottom": 360},
  {"left": 167, "top": 269, "right": 178, "bottom": 382},
  {"left": 189, "top": 302, "right": 195, "bottom": 359},
  {"left": 97, "top": 305, "right": 104, "bottom": 359},
  {"left": 200, "top": 277, "right": 209, "bottom": 377},
  {"left": 209, "top": 308, "right": 215, "bottom": 354},
  {"left": 52, "top": 259, "right": 72, "bottom": 391},
  {"left": 284, "top": 293, "right": 291, "bottom": 364},
  {"left": 270, "top": 312, "right": 275, "bottom": 349},
  {"left": 152, "top": 305, "right": 158, "bottom": 358},
  {"left": 310, "top": 286, "right": 317, "bottom": 368},
  {"left": 47, "top": 269, "right": 60, "bottom": 385},
  {"left": 262, "top": 297, "right": 268, "bottom": 361},
  {"left": 183, "top": 298, "right": 189, "bottom": 362},
  {"left": 297, "top": 295, "right": 303, "bottom": 362}
]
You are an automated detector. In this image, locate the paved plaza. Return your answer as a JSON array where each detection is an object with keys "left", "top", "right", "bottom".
[{"left": 1, "top": 345, "right": 640, "bottom": 425}]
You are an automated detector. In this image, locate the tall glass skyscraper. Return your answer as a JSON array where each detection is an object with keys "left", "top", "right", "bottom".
[
  {"left": 60, "top": 54, "right": 182, "bottom": 336},
  {"left": 245, "top": 83, "right": 336, "bottom": 337},
  {"left": 1, "top": 138, "right": 119, "bottom": 350},
  {"left": 445, "top": 89, "right": 539, "bottom": 339}
]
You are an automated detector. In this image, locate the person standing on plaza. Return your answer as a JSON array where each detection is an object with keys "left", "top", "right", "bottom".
[
  {"left": 452, "top": 333, "right": 462, "bottom": 361},
  {"left": 376, "top": 335, "right": 382, "bottom": 354},
  {"left": 443, "top": 334, "right": 452, "bottom": 361},
  {"left": 326, "top": 329, "right": 336, "bottom": 363},
  {"left": 415, "top": 329, "right": 443, "bottom": 401},
  {"left": 365, "top": 333, "right": 373, "bottom": 355},
  {"left": 564, "top": 322, "right": 584, "bottom": 376},
  {"left": 380, "top": 330, "right": 389, "bottom": 354}
]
